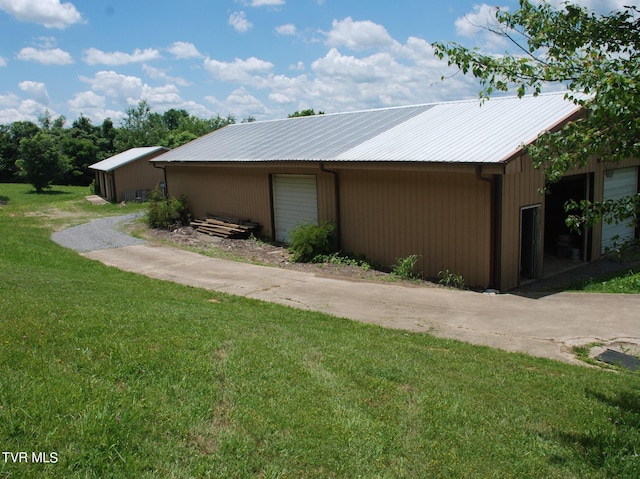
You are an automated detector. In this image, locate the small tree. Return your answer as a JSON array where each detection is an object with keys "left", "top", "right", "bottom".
[
  {"left": 146, "top": 187, "right": 191, "bottom": 229},
  {"left": 16, "top": 131, "right": 68, "bottom": 192}
]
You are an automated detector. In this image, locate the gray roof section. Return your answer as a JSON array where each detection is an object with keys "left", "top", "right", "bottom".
[
  {"left": 154, "top": 105, "right": 432, "bottom": 162},
  {"left": 153, "top": 93, "right": 580, "bottom": 165},
  {"left": 89, "top": 146, "right": 168, "bottom": 172}
]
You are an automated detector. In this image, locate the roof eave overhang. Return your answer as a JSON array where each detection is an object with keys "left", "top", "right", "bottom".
[
  {"left": 153, "top": 158, "right": 506, "bottom": 174},
  {"left": 499, "top": 107, "right": 585, "bottom": 166}
]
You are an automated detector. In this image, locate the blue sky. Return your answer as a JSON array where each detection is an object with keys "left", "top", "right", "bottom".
[{"left": 0, "top": 0, "right": 632, "bottom": 125}]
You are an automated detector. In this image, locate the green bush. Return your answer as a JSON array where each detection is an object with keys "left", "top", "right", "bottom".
[
  {"left": 438, "top": 269, "right": 466, "bottom": 289},
  {"left": 391, "top": 254, "right": 420, "bottom": 280},
  {"left": 288, "top": 222, "right": 335, "bottom": 262},
  {"left": 147, "top": 188, "right": 191, "bottom": 229}
]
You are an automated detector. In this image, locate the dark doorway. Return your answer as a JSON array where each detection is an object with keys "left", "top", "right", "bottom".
[
  {"left": 520, "top": 205, "right": 542, "bottom": 280},
  {"left": 544, "top": 174, "right": 592, "bottom": 262}
]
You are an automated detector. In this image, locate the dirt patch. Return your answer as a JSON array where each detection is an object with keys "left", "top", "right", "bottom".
[
  {"left": 24, "top": 207, "right": 79, "bottom": 218},
  {"left": 141, "top": 226, "right": 437, "bottom": 286}
]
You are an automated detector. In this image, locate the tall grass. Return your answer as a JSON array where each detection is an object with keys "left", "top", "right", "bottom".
[{"left": 1, "top": 184, "right": 639, "bottom": 478}]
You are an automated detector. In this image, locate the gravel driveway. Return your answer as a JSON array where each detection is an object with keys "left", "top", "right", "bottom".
[{"left": 51, "top": 213, "right": 146, "bottom": 253}]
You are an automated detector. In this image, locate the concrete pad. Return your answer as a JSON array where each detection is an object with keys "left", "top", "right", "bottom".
[
  {"left": 83, "top": 244, "right": 640, "bottom": 365},
  {"left": 85, "top": 195, "right": 108, "bottom": 205}
]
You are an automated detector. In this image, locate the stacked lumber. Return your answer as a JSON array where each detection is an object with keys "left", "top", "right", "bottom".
[{"left": 190, "top": 214, "right": 260, "bottom": 239}]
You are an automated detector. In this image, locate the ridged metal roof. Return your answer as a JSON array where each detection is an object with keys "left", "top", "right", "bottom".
[
  {"left": 153, "top": 93, "right": 580, "bottom": 165},
  {"left": 89, "top": 146, "right": 168, "bottom": 172}
]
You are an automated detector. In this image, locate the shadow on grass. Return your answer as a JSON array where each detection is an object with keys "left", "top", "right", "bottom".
[
  {"left": 553, "top": 387, "right": 640, "bottom": 476},
  {"left": 26, "top": 188, "right": 75, "bottom": 196}
]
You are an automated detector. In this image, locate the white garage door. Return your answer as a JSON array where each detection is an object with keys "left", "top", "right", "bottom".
[
  {"left": 272, "top": 174, "right": 318, "bottom": 243},
  {"left": 602, "top": 167, "right": 638, "bottom": 253}
]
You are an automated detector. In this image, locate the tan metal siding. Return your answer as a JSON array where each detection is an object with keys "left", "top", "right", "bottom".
[
  {"left": 111, "top": 150, "right": 167, "bottom": 202},
  {"left": 164, "top": 164, "right": 336, "bottom": 239},
  {"left": 500, "top": 155, "right": 546, "bottom": 290},
  {"left": 337, "top": 168, "right": 492, "bottom": 287},
  {"left": 114, "top": 161, "right": 164, "bottom": 201},
  {"left": 499, "top": 155, "right": 640, "bottom": 290}
]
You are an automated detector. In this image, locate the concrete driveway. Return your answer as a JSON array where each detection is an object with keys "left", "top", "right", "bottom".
[{"left": 80, "top": 239, "right": 640, "bottom": 365}]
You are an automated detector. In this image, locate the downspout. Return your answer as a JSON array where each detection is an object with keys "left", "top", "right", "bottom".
[
  {"left": 476, "top": 165, "right": 499, "bottom": 289},
  {"left": 109, "top": 171, "right": 117, "bottom": 203},
  {"left": 319, "top": 162, "right": 341, "bottom": 251},
  {"left": 152, "top": 162, "right": 168, "bottom": 198}
]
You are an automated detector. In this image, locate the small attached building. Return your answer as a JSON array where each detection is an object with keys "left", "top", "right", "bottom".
[
  {"left": 89, "top": 147, "right": 168, "bottom": 202},
  {"left": 151, "top": 93, "right": 640, "bottom": 290}
]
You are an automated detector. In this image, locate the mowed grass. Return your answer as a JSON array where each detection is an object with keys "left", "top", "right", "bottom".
[
  {"left": 573, "top": 269, "right": 640, "bottom": 294},
  {"left": 1, "top": 183, "right": 640, "bottom": 478}
]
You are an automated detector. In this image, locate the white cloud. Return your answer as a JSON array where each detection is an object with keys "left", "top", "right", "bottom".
[
  {"left": 139, "top": 84, "right": 183, "bottom": 109},
  {"left": 18, "top": 80, "right": 50, "bottom": 103},
  {"left": 312, "top": 48, "right": 395, "bottom": 83},
  {"left": 69, "top": 90, "right": 104, "bottom": 110},
  {"left": 454, "top": 4, "right": 511, "bottom": 51},
  {"left": 80, "top": 71, "right": 144, "bottom": 100},
  {"left": 275, "top": 23, "right": 297, "bottom": 36},
  {"left": 143, "top": 64, "right": 191, "bottom": 87},
  {"left": 0, "top": 92, "right": 20, "bottom": 108},
  {"left": 69, "top": 88, "right": 214, "bottom": 123},
  {"left": 541, "top": 0, "right": 631, "bottom": 13},
  {"left": 17, "top": 46, "right": 73, "bottom": 65},
  {"left": 83, "top": 47, "right": 161, "bottom": 66},
  {"left": 0, "top": 0, "right": 84, "bottom": 29},
  {"left": 76, "top": 70, "right": 212, "bottom": 120},
  {"left": 0, "top": 56, "right": 7, "bottom": 67},
  {"left": 229, "top": 11, "right": 253, "bottom": 33},
  {"left": 0, "top": 97, "right": 50, "bottom": 124},
  {"left": 34, "top": 36, "right": 58, "bottom": 49},
  {"left": 200, "top": 22, "right": 478, "bottom": 120},
  {"left": 168, "top": 41, "right": 202, "bottom": 59},
  {"left": 249, "top": 0, "right": 285, "bottom": 6},
  {"left": 206, "top": 87, "right": 270, "bottom": 119},
  {"left": 204, "top": 56, "right": 274, "bottom": 84},
  {"left": 68, "top": 91, "right": 123, "bottom": 123},
  {"left": 325, "top": 17, "right": 398, "bottom": 51},
  {"left": 268, "top": 91, "right": 292, "bottom": 104},
  {"left": 455, "top": 4, "right": 501, "bottom": 37}
]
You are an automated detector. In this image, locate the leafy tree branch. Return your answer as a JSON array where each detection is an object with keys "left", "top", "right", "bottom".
[{"left": 434, "top": 0, "right": 640, "bottom": 236}]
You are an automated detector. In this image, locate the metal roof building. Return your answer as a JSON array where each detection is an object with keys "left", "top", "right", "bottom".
[
  {"left": 90, "top": 147, "right": 168, "bottom": 172},
  {"left": 89, "top": 147, "right": 168, "bottom": 202},
  {"left": 154, "top": 93, "right": 579, "bottom": 164},
  {"left": 153, "top": 94, "right": 640, "bottom": 291}
]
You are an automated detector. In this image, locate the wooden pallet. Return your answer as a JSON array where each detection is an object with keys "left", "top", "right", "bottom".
[{"left": 190, "top": 214, "right": 260, "bottom": 239}]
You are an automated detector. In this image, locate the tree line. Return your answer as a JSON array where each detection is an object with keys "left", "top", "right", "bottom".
[{"left": 0, "top": 100, "right": 240, "bottom": 192}]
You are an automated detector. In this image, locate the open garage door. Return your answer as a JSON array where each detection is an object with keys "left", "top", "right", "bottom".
[
  {"left": 272, "top": 174, "right": 318, "bottom": 243},
  {"left": 602, "top": 167, "right": 639, "bottom": 253}
]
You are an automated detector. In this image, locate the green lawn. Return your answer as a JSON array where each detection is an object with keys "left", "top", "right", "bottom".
[
  {"left": 572, "top": 268, "right": 640, "bottom": 294},
  {"left": 1, "top": 183, "right": 639, "bottom": 478}
]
